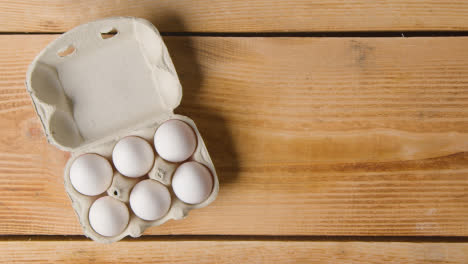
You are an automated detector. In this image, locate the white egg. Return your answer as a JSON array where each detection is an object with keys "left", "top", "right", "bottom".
[
  {"left": 89, "top": 196, "right": 129, "bottom": 237},
  {"left": 172, "top": 161, "right": 213, "bottom": 204},
  {"left": 69, "top": 154, "right": 113, "bottom": 196},
  {"left": 112, "top": 136, "right": 155, "bottom": 178},
  {"left": 129, "top": 179, "right": 171, "bottom": 221},
  {"left": 154, "top": 120, "right": 197, "bottom": 163}
]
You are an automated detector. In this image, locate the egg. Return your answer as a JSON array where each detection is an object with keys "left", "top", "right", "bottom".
[
  {"left": 88, "top": 196, "right": 129, "bottom": 237},
  {"left": 112, "top": 136, "right": 155, "bottom": 178},
  {"left": 69, "top": 153, "right": 113, "bottom": 196},
  {"left": 129, "top": 179, "right": 171, "bottom": 221},
  {"left": 172, "top": 161, "right": 213, "bottom": 204},
  {"left": 154, "top": 120, "right": 197, "bottom": 162}
]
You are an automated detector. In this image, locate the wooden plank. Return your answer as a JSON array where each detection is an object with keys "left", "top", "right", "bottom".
[
  {"left": 1, "top": 1, "right": 468, "bottom": 33},
  {"left": 0, "top": 240, "right": 467, "bottom": 264},
  {"left": 1, "top": 35, "right": 468, "bottom": 236}
]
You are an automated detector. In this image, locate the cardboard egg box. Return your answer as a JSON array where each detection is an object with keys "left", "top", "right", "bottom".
[{"left": 25, "top": 17, "right": 219, "bottom": 243}]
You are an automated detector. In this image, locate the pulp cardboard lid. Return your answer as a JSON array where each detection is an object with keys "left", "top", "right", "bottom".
[{"left": 26, "top": 17, "right": 182, "bottom": 151}]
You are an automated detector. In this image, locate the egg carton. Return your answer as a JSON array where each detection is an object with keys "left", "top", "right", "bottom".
[{"left": 25, "top": 17, "right": 219, "bottom": 243}]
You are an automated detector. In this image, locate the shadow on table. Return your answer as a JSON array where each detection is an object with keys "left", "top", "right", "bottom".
[{"left": 155, "top": 13, "right": 240, "bottom": 185}]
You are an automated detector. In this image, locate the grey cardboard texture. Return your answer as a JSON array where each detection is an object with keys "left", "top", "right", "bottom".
[{"left": 25, "top": 17, "right": 219, "bottom": 243}]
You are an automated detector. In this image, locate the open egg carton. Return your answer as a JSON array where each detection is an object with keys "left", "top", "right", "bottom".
[{"left": 25, "top": 17, "right": 219, "bottom": 243}]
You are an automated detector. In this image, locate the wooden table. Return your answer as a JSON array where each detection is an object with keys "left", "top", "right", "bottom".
[{"left": 1, "top": 1, "right": 468, "bottom": 263}]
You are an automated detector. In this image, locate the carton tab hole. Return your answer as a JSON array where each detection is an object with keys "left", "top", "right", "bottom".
[
  {"left": 57, "top": 45, "right": 75, "bottom": 57},
  {"left": 100, "top": 28, "right": 118, "bottom": 39}
]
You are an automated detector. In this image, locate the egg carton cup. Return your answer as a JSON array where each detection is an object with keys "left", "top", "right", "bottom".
[{"left": 25, "top": 17, "right": 219, "bottom": 243}]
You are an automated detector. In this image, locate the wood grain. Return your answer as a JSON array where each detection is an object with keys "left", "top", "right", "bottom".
[
  {"left": 1, "top": 240, "right": 467, "bottom": 264},
  {"left": 1, "top": 0, "right": 468, "bottom": 33},
  {"left": 1, "top": 35, "right": 468, "bottom": 236}
]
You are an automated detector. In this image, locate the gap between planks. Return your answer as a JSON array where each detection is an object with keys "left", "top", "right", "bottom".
[
  {"left": 1, "top": 235, "right": 468, "bottom": 243},
  {"left": 3, "top": 31, "right": 468, "bottom": 37}
]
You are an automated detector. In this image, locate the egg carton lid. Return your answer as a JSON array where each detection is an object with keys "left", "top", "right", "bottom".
[{"left": 26, "top": 17, "right": 182, "bottom": 152}]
